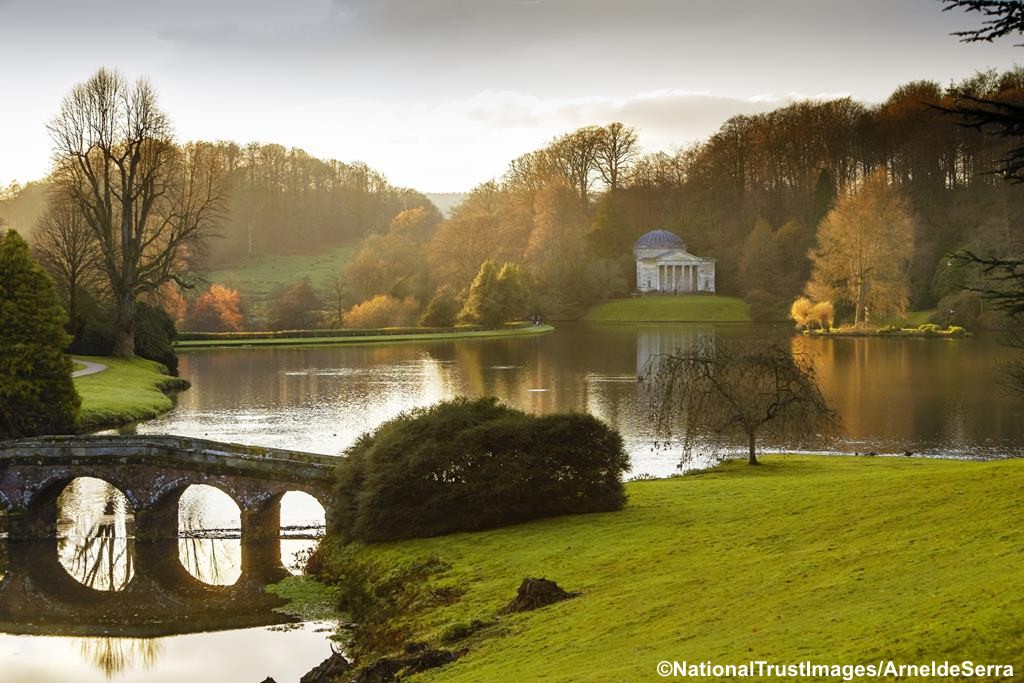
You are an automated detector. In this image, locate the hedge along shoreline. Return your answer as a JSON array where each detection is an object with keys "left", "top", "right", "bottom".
[{"left": 174, "top": 324, "right": 554, "bottom": 349}]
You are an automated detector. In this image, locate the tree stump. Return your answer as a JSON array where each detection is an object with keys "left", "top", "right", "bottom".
[{"left": 503, "top": 578, "right": 578, "bottom": 613}]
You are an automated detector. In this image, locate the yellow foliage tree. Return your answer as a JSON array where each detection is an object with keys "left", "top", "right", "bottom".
[
  {"left": 789, "top": 296, "right": 814, "bottom": 330},
  {"left": 809, "top": 301, "right": 835, "bottom": 330},
  {"left": 806, "top": 170, "right": 914, "bottom": 326},
  {"left": 343, "top": 295, "right": 419, "bottom": 329}
]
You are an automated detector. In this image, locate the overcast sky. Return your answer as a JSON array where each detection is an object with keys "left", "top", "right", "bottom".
[{"left": 1, "top": 0, "right": 1022, "bottom": 192}]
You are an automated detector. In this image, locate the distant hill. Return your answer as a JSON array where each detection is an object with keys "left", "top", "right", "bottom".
[
  {"left": 425, "top": 192, "right": 469, "bottom": 217},
  {"left": 0, "top": 181, "right": 49, "bottom": 239}
]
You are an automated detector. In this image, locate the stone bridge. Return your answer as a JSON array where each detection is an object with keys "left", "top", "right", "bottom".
[{"left": 0, "top": 435, "right": 338, "bottom": 542}]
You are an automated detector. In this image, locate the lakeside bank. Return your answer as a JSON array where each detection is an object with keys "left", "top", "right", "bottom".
[
  {"left": 174, "top": 324, "right": 554, "bottom": 350},
  {"left": 74, "top": 356, "right": 190, "bottom": 432},
  {"left": 584, "top": 295, "right": 751, "bottom": 322},
  {"left": 294, "top": 455, "right": 1024, "bottom": 681}
]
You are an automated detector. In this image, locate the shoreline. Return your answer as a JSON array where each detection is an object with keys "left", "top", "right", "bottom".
[
  {"left": 297, "top": 454, "right": 1024, "bottom": 681},
  {"left": 74, "top": 356, "right": 190, "bottom": 432},
  {"left": 174, "top": 324, "right": 554, "bottom": 350}
]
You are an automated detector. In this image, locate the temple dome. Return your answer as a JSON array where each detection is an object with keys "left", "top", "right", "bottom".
[{"left": 634, "top": 229, "right": 685, "bottom": 251}]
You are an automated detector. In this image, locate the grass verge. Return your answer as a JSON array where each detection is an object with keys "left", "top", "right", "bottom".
[
  {"left": 585, "top": 295, "right": 751, "bottom": 322},
  {"left": 314, "top": 455, "right": 1024, "bottom": 681},
  {"left": 175, "top": 325, "right": 554, "bottom": 349},
  {"left": 74, "top": 356, "right": 190, "bottom": 431}
]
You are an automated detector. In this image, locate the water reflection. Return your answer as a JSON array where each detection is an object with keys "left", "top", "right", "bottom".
[
  {"left": 178, "top": 485, "right": 241, "bottom": 586},
  {"left": 138, "top": 323, "right": 1024, "bottom": 475},
  {"left": 78, "top": 636, "right": 161, "bottom": 678},
  {"left": 57, "top": 478, "right": 134, "bottom": 592}
]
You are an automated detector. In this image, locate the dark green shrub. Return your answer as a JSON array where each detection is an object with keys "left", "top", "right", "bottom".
[
  {"left": 332, "top": 397, "right": 629, "bottom": 542},
  {"left": 0, "top": 230, "right": 80, "bottom": 438},
  {"left": 133, "top": 303, "right": 179, "bottom": 375},
  {"left": 71, "top": 298, "right": 180, "bottom": 375}
]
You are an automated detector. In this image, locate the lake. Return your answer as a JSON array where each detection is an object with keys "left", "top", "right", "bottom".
[
  {"left": 3, "top": 321, "right": 1022, "bottom": 681},
  {"left": 143, "top": 322, "right": 1024, "bottom": 469}
]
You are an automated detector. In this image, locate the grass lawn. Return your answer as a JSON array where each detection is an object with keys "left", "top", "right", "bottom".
[
  {"left": 73, "top": 356, "right": 189, "bottom": 431},
  {"left": 875, "top": 309, "right": 937, "bottom": 328},
  {"left": 324, "top": 455, "right": 1024, "bottom": 682},
  {"left": 204, "top": 243, "right": 357, "bottom": 305},
  {"left": 585, "top": 295, "right": 751, "bottom": 322},
  {"left": 175, "top": 325, "right": 554, "bottom": 349}
]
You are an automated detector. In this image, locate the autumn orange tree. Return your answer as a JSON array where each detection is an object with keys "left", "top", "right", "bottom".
[{"left": 184, "top": 285, "right": 244, "bottom": 332}]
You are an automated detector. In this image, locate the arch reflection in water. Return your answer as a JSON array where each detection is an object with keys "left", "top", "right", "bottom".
[
  {"left": 279, "top": 491, "right": 326, "bottom": 575},
  {"left": 178, "top": 484, "right": 241, "bottom": 586},
  {"left": 57, "top": 477, "right": 135, "bottom": 591}
]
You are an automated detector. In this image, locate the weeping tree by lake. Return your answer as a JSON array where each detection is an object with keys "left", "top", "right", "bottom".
[{"left": 641, "top": 338, "right": 840, "bottom": 466}]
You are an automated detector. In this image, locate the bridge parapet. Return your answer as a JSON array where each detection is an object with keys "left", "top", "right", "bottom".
[{"left": 0, "top": 435, "right": 339, "bottom": 542}]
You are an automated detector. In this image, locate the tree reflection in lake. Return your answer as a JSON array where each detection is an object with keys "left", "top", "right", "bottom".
[
  {"left": 78, "top": 636, "right": 162, "bottom": 678},
  {"left": 57, "top": 478, "right": 134, "bottom": 591},
  {"left": 178, "top": 484, "right": 242, "bottom": 586}
]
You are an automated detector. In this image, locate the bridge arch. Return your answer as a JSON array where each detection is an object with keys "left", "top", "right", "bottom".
[{"left": 19, "top": 475, "right": 136, "bottom": 539}]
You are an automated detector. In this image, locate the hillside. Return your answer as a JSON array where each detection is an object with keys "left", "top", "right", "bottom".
[{"left": 204, "top": 243, "right": 356, "bottom": 308}]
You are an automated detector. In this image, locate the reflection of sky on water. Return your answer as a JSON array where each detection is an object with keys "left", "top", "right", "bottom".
[
  {"left": 0, "top": 623, "right": 330, "bottom": 683},
  {"left": 47, "top": 480, "right": 326, "bottom": 591},
  {"left": 0, "top": 481, "right": 334, "bottom": 681},
  {"left": 57, "top": 478, "right": 134, "bottom": 592}
]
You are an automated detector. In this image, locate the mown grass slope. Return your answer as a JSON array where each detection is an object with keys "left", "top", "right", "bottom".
[
  {"left": 340, "top": 456, "right": 1024, "bottom": 682},
  {"left": 205, "top": 243, "right": 356, "bottom": 306},
  {"left": 74, "top": 356, "right": 189, "bottom": 431},
  {"left": 586, "top": 295, "right": 751, "bottom": 322}
]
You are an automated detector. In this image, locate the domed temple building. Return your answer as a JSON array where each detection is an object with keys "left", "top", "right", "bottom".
[{"left": 633, "top": 229, "right": 716, "bottom": 294}]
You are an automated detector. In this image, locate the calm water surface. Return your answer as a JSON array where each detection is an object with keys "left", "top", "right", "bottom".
[
  {"left": 3, "top": 321, "right": 1021, "bottom": 681},
  {"left": 143, "top": 322, "right": 1024, "bottom": 470}
]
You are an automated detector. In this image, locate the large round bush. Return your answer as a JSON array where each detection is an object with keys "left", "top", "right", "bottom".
[{"left": 332, "top": 397, "right": 630, "bottom": 542}]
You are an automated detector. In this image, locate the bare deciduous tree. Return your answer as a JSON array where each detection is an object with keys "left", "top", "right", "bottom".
[
  {"left": 549, "top": 126, "right": 604, "bottom": 205},
  {"left": 641, "top": 338, "right": 839, "bottom": 466},
  {"left": 48, "top": 68, "right": 228, "bottom": 357},
  {"left": 596, "top": 122, "right": 639, "bottom": 192},
  {"left": 31, "top": 194, "right": 104, "bottom": 335}
]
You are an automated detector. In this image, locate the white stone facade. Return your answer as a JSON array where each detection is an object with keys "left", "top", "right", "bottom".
[{"left": 634, "top": 230, "right": 716, "bottom": 294}]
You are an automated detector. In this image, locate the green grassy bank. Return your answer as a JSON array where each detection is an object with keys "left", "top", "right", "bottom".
[
  {"left": 805, "top": 323, "right": 968, "bottom": 339},
  {"left": 74, "top": 356, "right": 189, "bottom": 431},
  {"left": 175, "top": 324, "right": 554, "bottom": 349},
  {"left": 322, "top": 455, "right": 1024, "bottom": 681},
  {"left": 585, "top": 295, "right": 751, "bottom": 322}
]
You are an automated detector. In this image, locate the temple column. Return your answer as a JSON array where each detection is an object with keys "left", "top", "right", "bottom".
[{"left": 692, "top": 265, "right": 699, "bottom": 291}]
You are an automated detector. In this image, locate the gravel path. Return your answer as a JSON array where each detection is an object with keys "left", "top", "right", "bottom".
[{"left": 72, "top": 358, "right": 108, "bottom": 378}]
